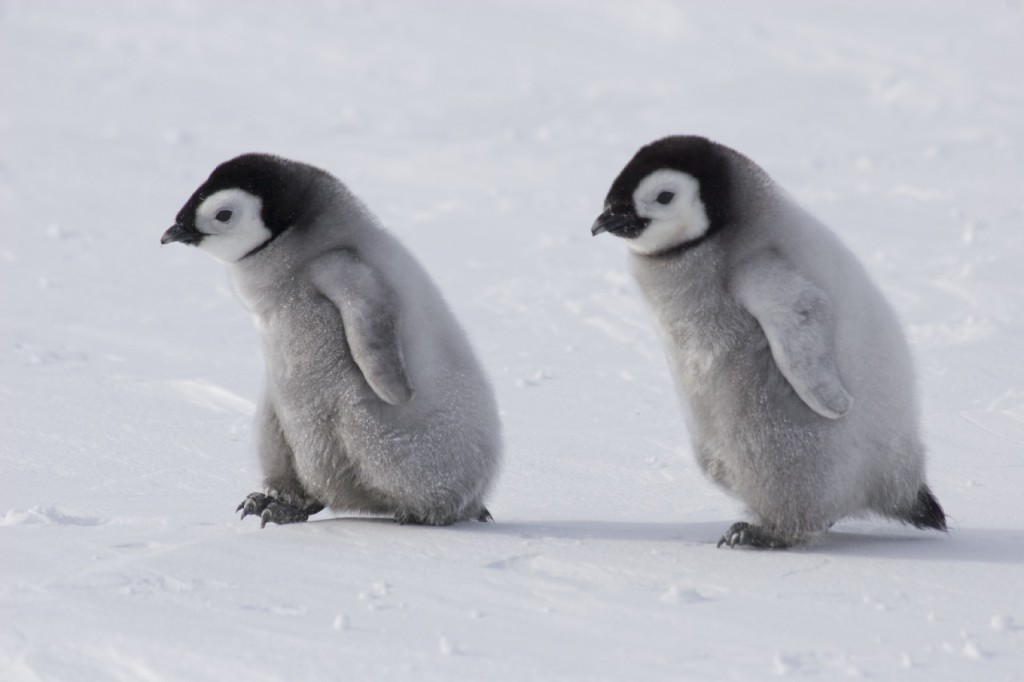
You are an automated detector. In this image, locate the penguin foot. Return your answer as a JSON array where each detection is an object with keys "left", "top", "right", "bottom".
[
  {"left": 237, "top": 492, "right": 272, "bottom": 519},
  {"left": 392, "top": 506, "right": 494, "bottom": 526},
  {"left": 717, "top": 522, "right": 790, "bottom": 549},
  {"left": 236, "top": 492, "right": 324, "bottom": 528}
]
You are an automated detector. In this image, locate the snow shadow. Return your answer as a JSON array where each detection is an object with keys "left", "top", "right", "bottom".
[
  {"left": 309, "top": 516, "right": 1022, "bottom": 564},
  {"left": 456, "top": 518, "right": 727, "bottom": 545},
  {"left": 805, "top": 526, "right": 1024, "bottom": 565},
  {"left": 479, "top": 521, "right": 1024, "bottom": 564},
  {"left": 311, "top": 515, "right": 723, "bottom": 544}
]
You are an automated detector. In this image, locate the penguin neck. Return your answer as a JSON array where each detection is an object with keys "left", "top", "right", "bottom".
[
  {"left": 227, "top": 242, "right": 293, "bottom": 316},
  {"left": 629, "top": 240, "right": 728, "bottom": 347},
  {"left": 226, "top": 205, "right": 379, "bottom": 314},
  {"left": 635, "top": 230, "right": 716, "bottom": 260}
]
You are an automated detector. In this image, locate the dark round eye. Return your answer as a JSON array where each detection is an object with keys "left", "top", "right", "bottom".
[
  {"left": 215, "top": 209, "right": 233, "bottom": 222},
  {"left": 655, "top": 191, "right": 675, "bottom": 205}
]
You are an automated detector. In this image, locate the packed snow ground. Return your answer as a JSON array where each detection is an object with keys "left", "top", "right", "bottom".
[{"left": 2, "top": 1, "right": 1023, "bottom": 680}]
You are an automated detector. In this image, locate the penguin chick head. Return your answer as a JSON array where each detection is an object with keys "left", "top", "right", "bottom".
[
  {"left": 591, "top": 136, "right": 732, "bottom": 256},
  {"left": 161, "top": 153, "right": 321, "bottom": 263}
]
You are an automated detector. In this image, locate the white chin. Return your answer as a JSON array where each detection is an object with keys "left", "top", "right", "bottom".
[
  {"left": 628, "top": 215, "right": 708, "bottom": 255},
  {"left": 199, "top": 225, "right": 273, "bottom": 263}
]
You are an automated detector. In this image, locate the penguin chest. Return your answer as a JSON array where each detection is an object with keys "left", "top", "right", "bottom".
[
  {"left": 632, "top": 256, "right": 747, "bottom": 399},
  {"left": 656, "top": 299, "right": 750, "bottom": 397},
  {"left": 654, "top": 299, "right": 777, "bottom": 480},
  {"left": 257, "top": 298, "right": 363, "bottom": 434}
]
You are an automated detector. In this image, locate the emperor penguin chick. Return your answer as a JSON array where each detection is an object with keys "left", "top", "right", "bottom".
[
  {"left": 162, "top": 154, "right": 501, "bottom": 527},
  {"left": 591, "top": 136, "right": 946, "bottom": 548}
]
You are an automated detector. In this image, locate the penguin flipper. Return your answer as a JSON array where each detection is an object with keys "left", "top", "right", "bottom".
[
  {"left": 309, "top": 251, "right": 414, "bottom": 406},
  {"left": 734, "top": 257, "right": 853, "bottom": 419}
]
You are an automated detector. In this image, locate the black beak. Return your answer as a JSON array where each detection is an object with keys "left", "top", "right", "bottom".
[
  {"left": 590, "top": 206, "right": 647, "bottom": 238},
  {"left": 161, "top": 223, "right": 202, "bottom": 246}
]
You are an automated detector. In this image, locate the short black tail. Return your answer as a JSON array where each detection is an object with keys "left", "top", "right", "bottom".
[{"left": 907, "top": 485, "right": 947, "bottom": 531}]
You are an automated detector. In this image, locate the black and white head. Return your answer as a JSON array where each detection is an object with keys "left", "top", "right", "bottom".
[
  {"left": 591, "top": 136, "right": 735, "bottom": 256},
  {"left": 161, "top": 154, "right": 323, "bottom": 263}
]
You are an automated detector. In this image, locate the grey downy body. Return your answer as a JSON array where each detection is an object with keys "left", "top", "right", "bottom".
[
  {"left": 163, "top": 155, "right": 501, "bottom": 526},
  {"left": 592, "top": 136, "right": 945, "bottom": 547}
]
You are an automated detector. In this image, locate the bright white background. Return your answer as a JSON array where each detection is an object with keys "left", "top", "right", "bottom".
[{"left": 2, "top": 1, "right": 1022, "bottom": 680}]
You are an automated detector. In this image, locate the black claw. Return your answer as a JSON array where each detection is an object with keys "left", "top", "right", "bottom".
[
  {"left": 237, "top": 491, "right": 320, "bottom": 526},
  {"left": 477, "top": 507, "right": 493, "bottom": 522},
  {"left": 237, "top": 492, "right": 272, "bottom": 520}
]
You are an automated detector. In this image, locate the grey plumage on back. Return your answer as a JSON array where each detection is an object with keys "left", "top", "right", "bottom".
[
  {"left": 162, "top": 154, "right": 501, "bottom": 527},
  {"left": 592, "top": 136, "right": 946, "bottom": 548}
]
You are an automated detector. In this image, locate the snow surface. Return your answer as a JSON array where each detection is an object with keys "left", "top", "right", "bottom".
[{"left": 2, "top": 1, "right": 1023, "bottom": 680}]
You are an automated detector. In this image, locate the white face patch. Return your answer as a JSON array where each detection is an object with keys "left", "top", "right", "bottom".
[
  {"left": 193, "top": 189, "right": 271, "bottom": 263},
  {"left": 628, "top": 169, "right": 710, "bottom": 255}
]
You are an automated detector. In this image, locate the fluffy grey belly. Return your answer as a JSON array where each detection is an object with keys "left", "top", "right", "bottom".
[{"left": 669, "top": 337, "right": 825, "bottom": 489}]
